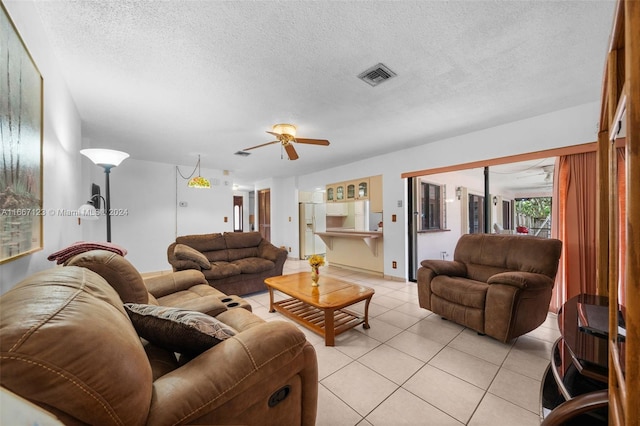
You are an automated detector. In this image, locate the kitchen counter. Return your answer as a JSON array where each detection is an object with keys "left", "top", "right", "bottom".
[
  {"left": 324, "top": 228, "right": 382, "bottom": 235},
  {"left": 315, "top": 229, "right": 384, "bottom": 274}
]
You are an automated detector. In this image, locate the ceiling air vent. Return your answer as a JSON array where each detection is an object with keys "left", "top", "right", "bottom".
[
  {"left": 357, "top": 63, "right": 397, "bottom": 87},
  {"left": 234, "top": 151, "right": 251, "bottom": 157}
]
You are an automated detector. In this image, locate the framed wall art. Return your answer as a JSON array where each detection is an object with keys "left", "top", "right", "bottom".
[{"left": 0, "top": 3, "right": 44, "bottom": 264}]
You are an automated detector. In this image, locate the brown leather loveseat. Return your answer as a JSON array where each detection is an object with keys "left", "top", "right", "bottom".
[
  {"left": 0, "top": 266, "right": 318, "bottom": 425},
  {"left": 167, "top": 231, "right": 287, "bottom": 296},
  {"left": 417, "top": 233, "right": 562, "bottom": 342}
]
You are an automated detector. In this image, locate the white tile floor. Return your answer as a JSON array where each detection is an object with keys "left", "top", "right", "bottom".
[{"left": 243, "top": 259, "right": 559, "bottom": 426}]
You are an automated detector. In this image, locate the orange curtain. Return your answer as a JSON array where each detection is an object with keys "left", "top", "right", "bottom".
[{"left": 549, "top": 152, "right": 598, "bottom": 312}]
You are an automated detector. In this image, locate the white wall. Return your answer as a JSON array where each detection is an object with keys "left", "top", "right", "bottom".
[
  {"left": 80, "top": 158, "right": 236, "bottom": 273},
  {"left": 0, "top": 1, "right": 83, "bottom": 294}
]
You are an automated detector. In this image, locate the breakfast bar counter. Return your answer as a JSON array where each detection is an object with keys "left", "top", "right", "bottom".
[{"left": 315, "top": 229, "right": 383, "bottom": 274}]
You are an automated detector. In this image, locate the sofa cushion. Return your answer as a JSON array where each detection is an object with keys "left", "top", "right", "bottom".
[
  {"left": 228, "top": 247, "right": 259, "bottom": 261},
  {"left": 430, "top": 276, "right": 488, "bottom": 309},
  {"left": 177, "top": 233, "right": 227, "bottom": 252},
  {"left": 65, "top": 249, "right": 149, "bottom": 304},
  {"left": 205, "top": 250, "right": 229, "bottom": 262},
  {"left": 155, "top": 285, "right": 228, "bottom": 317},
  {"left": 231, "top": 257, "right": 275, "bottom": 274},
  {"left": 465, "top": 263, "right": 510, "bottom": 283},
  {"left": 171, "top": 258, "right": 203, "bottom": 271},
  {"left": 224, "top": 231, "right": 263, "bottom": 248},
  {"left": 174, "top": 244, "right": 211, "bottom": 270},
  {"left": 124, "top": 304, "right": 237, "bottom": 356},
  {"left": 203, "top": 262, "right": 242, "bottom": 280}
]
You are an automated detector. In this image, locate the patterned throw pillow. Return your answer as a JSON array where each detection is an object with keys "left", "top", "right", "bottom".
[
  {"left": 124, "top": 304, "right": 236, "bottom": 356},
  {"left": 174, "top": 244, "right": 211, "bottom": 270}
]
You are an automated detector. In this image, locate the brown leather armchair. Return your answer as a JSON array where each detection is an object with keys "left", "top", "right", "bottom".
[
  {"left": 0, "top": 266, "right": 318, "bottom": 425},
  {"left": 417, "top": 233, "right": 562, "bottom": 342}
]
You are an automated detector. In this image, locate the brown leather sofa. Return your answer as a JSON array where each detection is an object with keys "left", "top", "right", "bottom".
[
  {"left": 167, "top": 231, "right": 288, "bottom": 296},
  {"left": 0, "top": 266, "right": 318, "bottom": 425},
  {"left": 417, "top": 233, "right": 562, "bottom": 342}
]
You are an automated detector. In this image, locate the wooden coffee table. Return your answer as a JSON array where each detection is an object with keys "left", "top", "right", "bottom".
[{"left": 265, "top": 272, "right": 375, "bottom": 346}]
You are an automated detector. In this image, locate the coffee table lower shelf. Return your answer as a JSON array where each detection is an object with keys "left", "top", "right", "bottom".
[{"left": 271, "top": 297, "right": 370, "bottom": 346}]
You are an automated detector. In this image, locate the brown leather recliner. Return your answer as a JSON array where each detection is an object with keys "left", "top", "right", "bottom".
[
  {"left": 417, "top": 233, "right": 562, "bottom": 342},
  {"left": 65, "top": 249, "right": 235, "bottom": 316},
  {"left": 0, "top": 266, "right": 318, "bottom": 425}
]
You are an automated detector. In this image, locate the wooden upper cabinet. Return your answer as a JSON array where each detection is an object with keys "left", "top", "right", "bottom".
[
  {"left": 326, "top": 187, "right": 335, "bottom": 202},
  {"left": 326, "top": 176, "right": 382, "bottom": 202},
  {"left": 356, "top": 179, "right": 369, "bottom": 199},
  {"left": 369, "top": 175, "right": 382, "bottom": 212},
  {"left": 346, "top": 183, "right": 356, "bottom": 200},
  {"left": 327, "top": 175, "right": 381, "bottom": 209}
]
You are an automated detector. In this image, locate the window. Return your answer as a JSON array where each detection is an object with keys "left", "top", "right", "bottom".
[
  {"left": 468, "top": 194, "right": 485, "bottom": 234},
  {"left": 419, "top": 181, "right": 446, "bottom": 231}
]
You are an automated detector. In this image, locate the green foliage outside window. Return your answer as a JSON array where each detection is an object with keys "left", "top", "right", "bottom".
[{"left": 515, "top": 197, "right": 552, "bottom": 219}]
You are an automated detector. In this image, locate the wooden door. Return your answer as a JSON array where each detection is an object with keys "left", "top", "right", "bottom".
[
  {"left": 233, "top": 196, "right": 243, "bottom": 232},
  {"left": 258, "top": 189, "right": 271, "bottom": 241}
]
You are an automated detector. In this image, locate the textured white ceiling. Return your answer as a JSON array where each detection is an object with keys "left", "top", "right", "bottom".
[{"left": 31, "top": 0, "right": 615, "bottom": 186}]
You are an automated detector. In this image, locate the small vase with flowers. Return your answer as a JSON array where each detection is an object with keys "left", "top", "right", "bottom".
[{"left": 308, "top": 255, "right": 325, "bottom": 287}]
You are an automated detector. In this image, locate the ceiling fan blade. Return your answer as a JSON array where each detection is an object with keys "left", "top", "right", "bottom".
[
  {"left": 266, "top": 131, "right": 282, "bottom": 138},
  {"left": 294, "top": 138, "right": 330, "bottom": 146},
  {"left": 243, "top": 140, "right": 279, "bottom": 151},
  {"left": 284, "top": 143, "right": 299, "bottom": 160}
]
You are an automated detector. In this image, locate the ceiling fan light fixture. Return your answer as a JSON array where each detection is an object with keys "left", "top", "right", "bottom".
[{"left": 272, "top": 123, "right": 296, "bottom": 137}]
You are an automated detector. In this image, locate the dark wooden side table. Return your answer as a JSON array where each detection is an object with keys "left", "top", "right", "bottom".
[{"left": 540, "top": 294, "right": 620, "bottom": 425}]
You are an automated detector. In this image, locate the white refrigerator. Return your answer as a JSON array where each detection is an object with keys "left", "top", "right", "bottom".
[
  {"left": 354, "top": 200, "right": 370, "bottom": 231},
  {"left": 299, "top": 203, "right": 326, "bottom": 259}
]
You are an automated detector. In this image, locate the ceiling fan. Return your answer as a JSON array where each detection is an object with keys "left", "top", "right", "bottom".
[
  {"left": 243, "top": 124, "right": 330, "bottom": 160},
  {"left": 514, "top": 164, "right": 554, "bottom": 186}
]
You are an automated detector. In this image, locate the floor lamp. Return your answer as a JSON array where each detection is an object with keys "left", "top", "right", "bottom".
[{"left": 80, "top": 149, "right": 129, "bottom": 242}]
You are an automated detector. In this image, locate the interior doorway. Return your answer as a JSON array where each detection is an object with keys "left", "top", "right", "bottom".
[
  {"left": 258, "top": 189, "right": 271, "bottom": 241},
  {"left": 233, "top": 196, "right": 243, "bottom": 232}
]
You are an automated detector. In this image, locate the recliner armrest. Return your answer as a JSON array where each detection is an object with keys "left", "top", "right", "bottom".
[
  {"left": 419, "top": 259, "right": 467, "bottom": 277},
  {"left": 488, "top": 271, "right": 554, "bottom": 290},
  {"left": 144, "top": 270, "right": 209, "bottom": 298},
  {"left": 146, "top": 321, "right": 315, "bottom": 425}
]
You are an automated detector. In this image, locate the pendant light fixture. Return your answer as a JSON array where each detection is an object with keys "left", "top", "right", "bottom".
[{"left": 178, "top": 155, "right": 211, "bottom": 189}]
